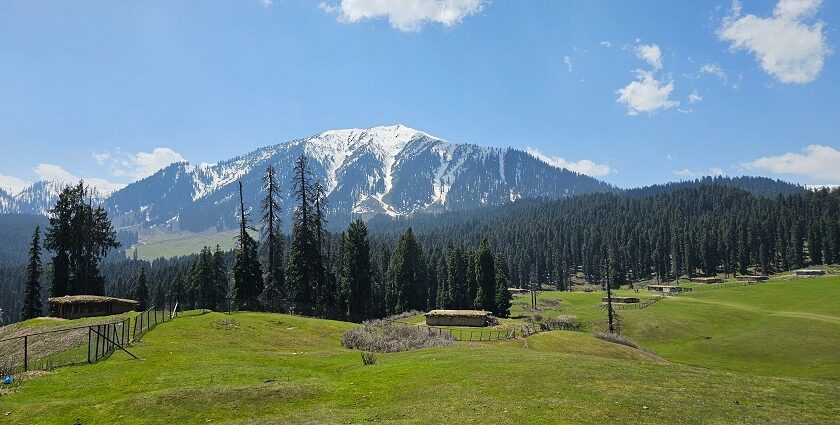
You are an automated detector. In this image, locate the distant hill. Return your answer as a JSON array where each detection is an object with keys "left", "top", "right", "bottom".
[{"left": 625, "top": 176, "right": 806, "bottom": 198}]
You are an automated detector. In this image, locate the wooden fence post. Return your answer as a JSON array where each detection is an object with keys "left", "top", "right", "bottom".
[{"left": 23, "top": 335, "right": 28, "bottom": 372}]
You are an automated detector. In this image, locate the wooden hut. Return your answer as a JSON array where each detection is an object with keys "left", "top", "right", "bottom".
[
  {"left": 736, "top": 275, "right": 768, "bottom": 282},
  {"left": 425, "top": 310, "right": 495, "bottom": 327},
  {"left": 689, "top": 277, "right": 724, "bottom": 284},
  {"left": 508, "top": 287, "right": 529, "bottom": 296},
  {"left": 795, "top": 269, "right": 826, "bottom": 277},
  {"left": 601, "top": 296, "right": 640, "bottom": 304},
  {"left": 48, "top": 295, "right": 139, "bottom": 319},
  {"left": 646, "top": 285, "right": 691, "bottom": 294}
]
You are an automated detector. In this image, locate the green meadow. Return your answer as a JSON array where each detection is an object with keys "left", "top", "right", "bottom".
[{"left": 1, "top": 276, "right": 839, "bottom": 424}]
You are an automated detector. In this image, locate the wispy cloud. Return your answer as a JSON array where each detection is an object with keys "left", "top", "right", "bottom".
[
  {"left": 741, "top": 145, "right": 840, "bottom": 181},
  {"left": 0, "top": 173, "right": 30, "bottom": 195},
  {"left": 34, "top": 164, "right": 125, "bottom": 194},
  {"left": 635, "top": 43, "right": 663, "bottom": 70},
  {"left": 93, "top": 147, "right": 186, "bottom": 180},
  {"left": 563, "top": 56, "right": 573, "bottom": 72},
  {"left": 526, "top": 148, "right": 612, "bottom": 177},
  {"left": 717, "top": 0, "right": 829, "bottom": 84},
  {"left": 318, "top": 0, "right": 486, "bottom": 32},
  {"left": 674, "top": 167, "right": 725, "bottom": 178}
]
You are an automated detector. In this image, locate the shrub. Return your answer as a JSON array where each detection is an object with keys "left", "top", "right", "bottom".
[
  {"left": 545, "top": 315, "right": 582, "bottom": 331},
  {"left": 532, "top": 313, "right": 543, "bottom": 323},
  {"left": 594, "top": 331, "right": 640, "bottom": 349},
  {"left": 342, "top": 316, "right": 454, "bottom": 353},
  {"left": 360, "top": 352, "right": 377, "bottom": 366}
]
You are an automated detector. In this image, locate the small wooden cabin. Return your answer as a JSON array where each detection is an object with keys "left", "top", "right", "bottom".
[
  {"left": 601, "top": 296, "right": 640, "bottom": 304},
  {"left": 425, "top": 310, "right": 495, "bottom": 327},
  {"left": 48, "top": 295, "right": 139, "bottom": 319},
  {"left": 689, "top": 277, "right": 724, "bottom": 284},
  {"left": 735, "top": 275, "right": 768, "bottom": 282},
  {"left": 508, "top": 287, "right": 529, "bottom": 296},
  {"left": 795, "top": 269, "right": 826, "bottom": 277},
  {"left": 646, "top": 285, "right": 691, "bottom": 294}
]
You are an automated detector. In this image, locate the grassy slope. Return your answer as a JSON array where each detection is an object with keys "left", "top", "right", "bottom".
[
  {"left": 620, "top": 277, "right": 840, "bottom": 379},
  {"left": 1, "top": 308, "right": 838, "bottom": 424}
]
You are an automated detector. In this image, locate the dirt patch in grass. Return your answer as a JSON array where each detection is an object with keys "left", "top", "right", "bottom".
[{"left": 211, "top": 319, "right": 241, "bottom": 330}]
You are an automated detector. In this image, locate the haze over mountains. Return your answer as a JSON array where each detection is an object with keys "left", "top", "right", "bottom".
[{"left": 0, "top": 124, "right": 804, "bottom": 232}]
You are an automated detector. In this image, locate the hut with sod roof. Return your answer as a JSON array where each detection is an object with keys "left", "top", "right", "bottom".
[
  {"left": 48, "top": 295, "right": 139, "bottom": 319},
  {"left": 425, "top": 310, "right": 496, "bottom": 327}
]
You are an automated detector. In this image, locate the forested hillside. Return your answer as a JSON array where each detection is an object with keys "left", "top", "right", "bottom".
[
  {"left": 2, "top": 179, "right": 837, "bottom": 326},
  {"left": 372, "top": 184, "right": 840, "bottom": 289}
]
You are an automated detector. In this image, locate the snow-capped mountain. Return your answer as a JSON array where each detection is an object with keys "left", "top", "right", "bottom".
[
  {"left": 3, "top": 125, "right": 614, "bottom": 230},
  {"left": 0, "top": 181, "right": 107, "bottom": 215}
]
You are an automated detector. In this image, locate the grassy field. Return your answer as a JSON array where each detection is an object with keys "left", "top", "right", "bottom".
[
  {"left": 1, "top": 277, "right": 839, "bottom": 424},
  {"left": 129, "top": 229, "right": 248, "bottom": 260},
  {"left": 620, "top": 277, "right": 840, "bottom": 379}
]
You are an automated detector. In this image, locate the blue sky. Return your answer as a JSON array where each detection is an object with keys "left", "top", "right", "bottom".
[{"left": 0, "top": 0, "right": 838, "bottom": 193}]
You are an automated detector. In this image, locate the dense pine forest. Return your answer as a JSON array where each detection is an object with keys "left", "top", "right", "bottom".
[{"left": 1, "top": 169, "right": 838, "bottom": 326}]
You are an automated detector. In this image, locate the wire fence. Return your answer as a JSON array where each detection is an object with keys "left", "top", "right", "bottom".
[
  {"left": 407, "top": 320, "right": 583, "bottom": 342},
  {"left": 0, "top": 302, "right": 180, "bottom": 376},
  {"left": 131, "top": 303, "right": 178, "bottom": 341},
  {"left": 0, "top": 317, "right": 130, "bottom": 375},
  {"left": 611, "top": 296, "right": 664, "bottom": 310}
]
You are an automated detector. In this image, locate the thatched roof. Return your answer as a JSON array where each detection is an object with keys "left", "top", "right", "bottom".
[
  {"left": 47, "top": 295, "right": 139, "bottom": 305},
  {"left": 425, "top": 309, "right": 492, "bottom": 318}
]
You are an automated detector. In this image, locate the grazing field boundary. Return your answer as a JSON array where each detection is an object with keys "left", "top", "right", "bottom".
[
  {"left": 0, "top": 303, "right": 180, "bottom": 376},
  {"left": 415, "top": 320, "right": 583, "bottom": 342}
]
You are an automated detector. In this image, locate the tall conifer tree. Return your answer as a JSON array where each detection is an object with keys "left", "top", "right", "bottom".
[{"left": 20, "top": 226, "right": 43, "bottom": 320}]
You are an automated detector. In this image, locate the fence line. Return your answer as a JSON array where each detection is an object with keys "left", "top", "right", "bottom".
[{"left": 1, "top": 302, "right": 180, "bottom": 376}]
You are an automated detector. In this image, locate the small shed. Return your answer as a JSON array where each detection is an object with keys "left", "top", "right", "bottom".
[
  {"left": 425, "top": 310, "right": 495, "bottom": 327},
  {"left": 795, "top": 269, "right": 826, "bottom": 277},
  {"left": 48, "top": 295, "right": 139, "bottom": 319},
  {"left": 736, "top": 275, "right": 769, "bottom": 282},
  {"left": 508, "top": 287, "right": 529, "bottom": 296},
  {"left": 646, "top": 285, "right": 691, "bottom": 294},
  {"left": 602, "top": 296, "right": 640, "bottom": 304},
  {"left": 689, "top": 277, "right": 724, "bottom": 284}
]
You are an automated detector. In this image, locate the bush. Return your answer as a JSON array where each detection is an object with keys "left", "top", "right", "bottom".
[
  {"left": 342, "top": 315, "right": 454, "bottom": 353},
  {"left": 545, "top": 315, "right": 582, "bottom": 331},
  {"left": 594, "top": 331, "right": 640, "bottom": 349},
  {"left": 360, "top": 352, "right": 377, "bottom": 366}
]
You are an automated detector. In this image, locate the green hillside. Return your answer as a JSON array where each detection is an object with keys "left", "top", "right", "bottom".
[{"left": 2, "top": 277, "right": 839, "bottom": 424}]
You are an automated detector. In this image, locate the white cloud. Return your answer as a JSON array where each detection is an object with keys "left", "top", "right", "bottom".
[
  {"left": 34, "top": 164, "right": 125, "bottom": 195},
  {"left": 0, "top": 173, "right": 30, "bottom": 195},
  {"left": 616, "top": 70, "right": 679, "bottom": 116},
  {"left": 526, "top": 148, "right": 612, "bottom": 177},
  {"left": 700, "top": 63, "right": 727, "bottom": 83},
  {"left": 666, "top": 154, "right": 677, "bottom": 161},
  {"left": 94, "top": 147, "right": 186, "bottom": 180},
  {"left": 717, "top": 0, "right": 829, "bottom": 84},
  {"left": 563, "top": 56, "right": 573, "bottom": 72},
  {"left": 688, "top": 89, "right": 703, "bottom": 104},
  {"left": 741, "top": 145, "right": 840, "bottom": 181},
  {"left": 319, "top": 0, "right": 485, "bottom": 32},
  {"left": 259, "top": 0, "right": 273, "bottom": 6},
  {"left": 673, "top": 167, "right": 725, "bottom": 178},
  {"left": 600, "top": 41, "right": 612, "bottom": 48},
  {"left": 635, "top": 43, "right": 663, "bottom": 70}
]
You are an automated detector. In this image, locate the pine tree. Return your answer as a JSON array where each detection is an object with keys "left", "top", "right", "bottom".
[
  {"left": 312, "top": 180, "right": 334, "bottom": 317},
  {"left": 134, "top": 268, "right": 149, "bottom": 311},
  {"left": 493, "top": 255, "right": 512, "bottom": 318},
  {"left": 473, "top": 238, "right": 496, "bottom": 311},
  {"left": 338, "top": 219, "right": 373, "bottom": 321},
  {"left": 167, "top": 271, "right": 185, "bottom": 307},
  {"left": 386, "top": 228, "right": 426, "bottom": 314},
  {"left": 233, "top": 181, "right": 264, "bottom": 311},
  {"left": 44, "top": 181, "right": 118, "bottom": 299},
  {"left": 20, "top": 226, "right": 43, "bottom": 320},
  {"left": 287, "top": 154, "right": 320, "bottom": 315},
  {"left": 259, "top": 165, "right": 286, "bottom": 312}
]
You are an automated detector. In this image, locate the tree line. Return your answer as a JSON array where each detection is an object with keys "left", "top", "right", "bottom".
[{"left": 12, "top": 157, "right": 514, "bottom": 323}]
